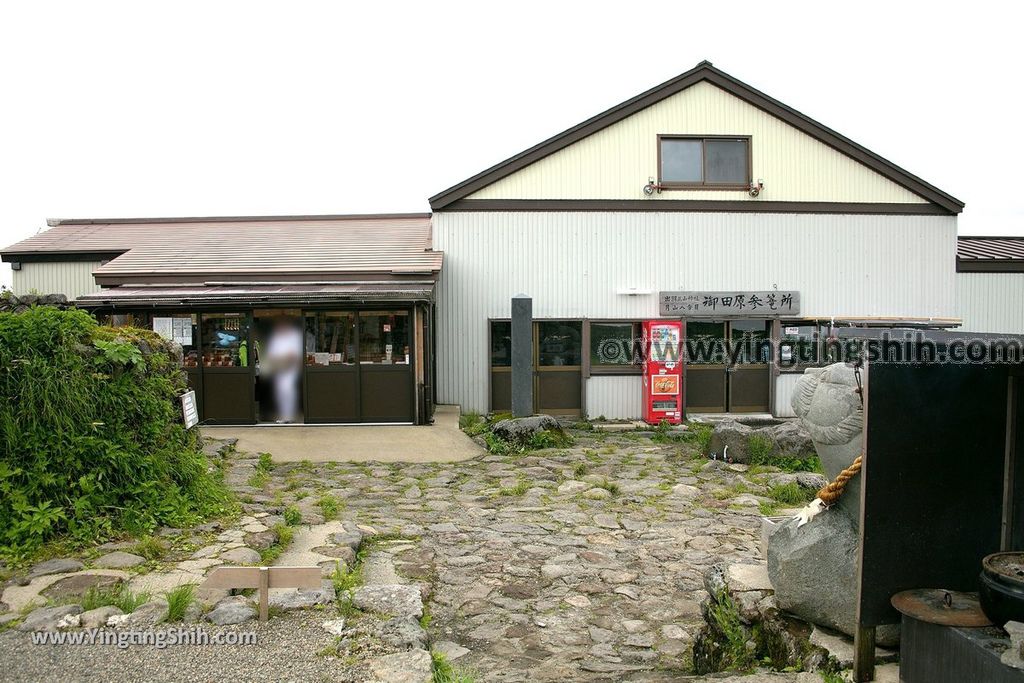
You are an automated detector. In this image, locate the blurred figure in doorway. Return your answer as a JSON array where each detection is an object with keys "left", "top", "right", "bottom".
[{"left": 265, "top": 317, "right": 303, "bottom": 423}]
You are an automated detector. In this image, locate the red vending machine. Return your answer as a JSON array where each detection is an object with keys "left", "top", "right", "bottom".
[{"left": 642, "top": 319, "right": 683, "bottom": 425}]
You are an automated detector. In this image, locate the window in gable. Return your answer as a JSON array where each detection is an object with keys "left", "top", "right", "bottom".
[{"left": 658, "top": 135, "right": 750, "bottom": 188}]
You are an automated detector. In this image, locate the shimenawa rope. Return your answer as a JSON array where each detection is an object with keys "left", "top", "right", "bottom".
[{"left": 794, "top": 454, "right": 863, "bottom": 527}]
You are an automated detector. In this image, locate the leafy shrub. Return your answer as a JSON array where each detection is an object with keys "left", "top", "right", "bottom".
[{"left": 0, "top": 307, "right": 230, "bottom": 562}]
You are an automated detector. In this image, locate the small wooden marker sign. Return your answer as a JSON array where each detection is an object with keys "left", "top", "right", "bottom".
[{"left": 203, "top": 565, "right": 321, "bottom": 622}]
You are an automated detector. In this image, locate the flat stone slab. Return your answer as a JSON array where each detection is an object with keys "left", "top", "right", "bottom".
[
  {"left": 205, "top": 596, "right": 256, "bottom": 625},
  {"left": 351, "top": 584, "right": 423, "bottom": 619},
  {"left": 28, "top": 558, "right": 84, "bottom": 578},
  {"left": 219, "top": 547, "right": 261, "bottom": 565},
  {"left": 809, "top": 625, "right": 897, "bottom": 667},
  {"left": 94, "top": 551, "right": 146, "bottom": 569},
  {"left": 268, "top": 580, "right": 335, "bottom": 610},
  {"left": 367, "top": 649, "right": 432, "bottom": 683},
  {"left": 40, "top": 574, "right": 124, "bottom": 601},
  {"left": 727, "top": 563, "right": 773, "bottom": 592},
  {"left": 18, "top": 605, "right": 83, "bottom": 632}
]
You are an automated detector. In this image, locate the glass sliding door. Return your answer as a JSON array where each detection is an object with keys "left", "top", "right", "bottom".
[
  {"left": 535, "top": 320, "right": 582, "bottom": 416},
  {"left": 358, "top": 310, "right": 413, "bottom": 422},
  {"left": 684, "top": 321, "right": 727, "bottom": 413},
  {"left": 489, "top": 321, "right": 512, "bottom": 412},
  {"left": 303, "top": 311, "right": 359, "bottom": 423},
  {"left": 727, "top": 319, "right": 771, "bottom": 413},
  {"left": 200, "top": 312, "right": 255, "bottom": 424}
]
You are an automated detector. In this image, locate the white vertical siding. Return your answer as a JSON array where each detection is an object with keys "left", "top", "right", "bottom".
[
  {"left": 467, "top": 81, "right": 928, "bottom": 205},
  {"left": 586, "top": 376, "right": 643, "bottom": 420},
  {"left": 774, "top": 373, "right": 803, "bottom": 418},
  {"left": 11, "top": 262, "right": 101, "bottom": 300},
  {"left": 433, "top": 211, "right": 957, "bottom": 413},
  {"left": 956, "top": 272, "right": 1024, "bottom": 334}
]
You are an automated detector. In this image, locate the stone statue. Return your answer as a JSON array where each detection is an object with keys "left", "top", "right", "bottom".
[{"left": 767, "top": 363, "right": 898, "bottom": 646}]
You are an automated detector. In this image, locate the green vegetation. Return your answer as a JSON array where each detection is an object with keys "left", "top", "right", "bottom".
[
  {"left": 460, "top": 412, "right": 574, "bottom": 455},
  {"left": 317, "top": 494, "right": 343, "bottom": 520},
  {"left": 282, "top": 505, "right": 303, "bottom": 526},
  {"left": 432, "top": 650, "right": 477, "bottom": 683},
  {"left": 594, "top": 478, "right": 620, "bottom": 496},
  {"left": 80, "top": 583, "right": 150, "bottom": 613},
  {"left": 331, "top": 560, "right": 363, "bottom": 617},
  {"left": 458, "top": 411, "right": 488, "bottom": 436},
  {"left": 706, "top": 590, "right": 754, "bottom": 672},
  {"left": 746, "top": 435, "right": 823, "bottom": 473},
  {"left": 259, "top": 523, "right": 294, "bottom": 564},
  {"left": 164, "top": 583, "right": 195, "bottom": 622},
  {"left": 768, "top": 482, "right": 816, "bottom": 506},
  {"left": 0, "top": 307, "right": 231, "bottom": 564},
  {"left": 257, "top": 452, "right": 274, "bottom": 472},
  {"left": 497, "top": 479, "right": 530, "bottom": 496},
  {"left": 572, "top": 462, "right": 588, "bottom": 477},
  {"left": 132, "top": 535, "right": 167, "bottom": 562}
]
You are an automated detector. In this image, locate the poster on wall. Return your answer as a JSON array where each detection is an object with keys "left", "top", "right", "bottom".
[{"left": 153, "top": 317, "right": 193, "bottom": 346}]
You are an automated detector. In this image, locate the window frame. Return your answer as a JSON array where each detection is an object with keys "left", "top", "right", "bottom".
[{"left": 657, "top": 134, "right": 752, "bottom": 190}]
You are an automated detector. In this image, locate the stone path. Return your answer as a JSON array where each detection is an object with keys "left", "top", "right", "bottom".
[{"left": 0, "top": 428, "right": 831, "bottom": 682}]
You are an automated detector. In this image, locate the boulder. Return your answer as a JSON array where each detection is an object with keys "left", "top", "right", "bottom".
[
  {"left": 491, "top": 415, "right": 561, "bottom": 446},
  {"left": 706, "top": 419, "right": 755, "bottom": 462},
  {"left": 768, "top": 515, "right": 898, "bottom": 647},
  {"left": 40, "top": 574, "right": 123, "bottom": 601},
  {"left": 125, "top": 598, "right": 169, "bottom": 628},
  {"left": 379, "top": 615, "right": 428, "bottom": 650},
  {"left": 18, "top": 605, "right": 83, "bottom": 632},
  {"left": 765, "top": 420, "right": 815, "bottom": 456},
  {"left": 220, "top": 547, "right": 261, "bottom": 565},
  {"left": 205, "top": 596, "right": 256, "bottom": 625},
  {"left": 268, "top": 580, "right": 335, "bottom": 610}
]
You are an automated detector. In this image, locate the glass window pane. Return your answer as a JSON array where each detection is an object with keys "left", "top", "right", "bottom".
[
  {"left": 705, "top": 139, "right": 748, "bottom": 184},
  {"left": 490, "top": 321, "right": 512, "bottom": 368},
  {"left": 661, "top": 139, "right": 702, "bottom": 183},
  {"left": 538, "top": 321, "right": 582, "bottom": 367},
  {"left": 591, "top": 323, "right": 639, "bottom": 366},
  {"left": 730, "top": 319, "right": 771, "bottom": 363},
  {"left": 686, "top": 321, "right": 725, "bottom": 365},
  {"left": 201, "top": 313, "right": 250, "bottom": 368},
  {"left": 304, "top": 312, "right": 356, "bottom": 366},
  {"left": 358, "top": 311, "right": 409, "bottom": 364}
]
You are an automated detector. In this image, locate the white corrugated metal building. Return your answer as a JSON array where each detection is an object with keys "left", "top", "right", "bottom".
[{"left": 428, "top": 61, "right": 972, "bottom": 420}]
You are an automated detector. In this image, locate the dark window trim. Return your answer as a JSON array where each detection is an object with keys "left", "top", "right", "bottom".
[
  {"left": 776, "top": 318, "right": 832, "bottom": 374},
  {"left": 657, "top": 134, "right": 752, "bottom": 190}
]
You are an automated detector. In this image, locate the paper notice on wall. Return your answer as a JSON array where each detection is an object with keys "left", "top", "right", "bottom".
[
  {"left": 172, "top": 317, "right": 193, "bottom": 346},
  {"left": 153, "top": 317, "right": 174, "bottom": 340}
]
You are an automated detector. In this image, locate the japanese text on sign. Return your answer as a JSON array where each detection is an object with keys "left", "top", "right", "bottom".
[{"left": 659, "top": 291, "right": 800, "bottom": 317}]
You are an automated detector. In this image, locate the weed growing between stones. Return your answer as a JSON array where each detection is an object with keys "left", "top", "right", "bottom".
[
  {"left": 132, "top": 535, "right": 167, "bottom": 562},
  {"left": 80, "top": 584, "right": 150, "bottom": 613},
  {"left": 431, "top": 651, "right": 477, "bottom": 683},
  {"left": 767, "top": 482, "right": 816, "bottom": 506},
  {"left": 164, "top": 583, "right": 196, "bottom": 622},
  {"left": 317, "top": 494, "right": 343, "bottom": 520},
  {"left": 283, "top": 505, "right": 303, "bottom": 526},
  {"left": 259, "top": 523, "right": 294, "bottom": 564},
  {"left": 746, "top": 434, "right": 823, "bottom": 473}
]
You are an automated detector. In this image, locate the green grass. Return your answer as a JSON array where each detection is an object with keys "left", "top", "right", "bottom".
[
  {"left": 707, "top": 590, "right": 755, "bottom": 672},
  {"left": 595, "top": 478, "right": 620, "bottom": 496},
  {"left": 257, "top": 452, "right": 274, "bottom": 472},
  {"left": 458, "top": 411, "right": 488, "bottom": 436},
  {"left": 497, "top": 479, "right": 530, "bottom": 497},
  {"left": 317, "top": 494, "right": 343, "bottom": 520},
  {"left": 432, "top": 651, "right": 478, "bottom": 683},
  {"left": 282, "top": 505, "right": 302, "bottom": 526},
  {"left": 132, "top": 535, "right": 167, "bottom": 561},
  {"left": 572, "top": 462, "right": 588, "bottom": 477},
  {"left": 767, "top": 482, "right": 816, "bottom": 506},
  {"left": 746, "top": 435, "right": 823, "bottom": 473},
  {"left": 259, "top": 523, "right": 294, "bottom": 564},
  {"left": 164, "top": 583, "right": 195, "bottom": 622},
  {"left": 80, "top": 583, "right": 150, "bottom": 613}
]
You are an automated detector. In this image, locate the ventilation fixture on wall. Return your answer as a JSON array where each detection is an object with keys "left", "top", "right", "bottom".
[
  {"left": 642, "top": 177, "right": 663, "bottom": 196},
  {"left": 9, "top": 262, "right": 21, "bottom": 271},
  {"left": 748, "top": 179, "right": 764, "bottom": 197}
]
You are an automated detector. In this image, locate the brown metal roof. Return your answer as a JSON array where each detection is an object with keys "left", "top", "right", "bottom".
[
  {"left": 1, "top": 214, "right": 443, "bottom": 286},
  {"left": 957, "top": 236, "right": 1024, "bottom": 272},
  {"left": 77, "top": 283, "right": 435, "bottom": 307}
]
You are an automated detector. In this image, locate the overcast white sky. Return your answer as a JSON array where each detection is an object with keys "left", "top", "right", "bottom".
[{"left": 1, "top": 1, "right": 1021, "bottom": 288}]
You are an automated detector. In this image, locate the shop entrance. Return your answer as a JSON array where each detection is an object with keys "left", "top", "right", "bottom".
[
  {"left": 685, "top": 319, "right": 771, "bottom": 413},
  {"left": 489, "top": 320, "right": 583, "bottom": 416}
]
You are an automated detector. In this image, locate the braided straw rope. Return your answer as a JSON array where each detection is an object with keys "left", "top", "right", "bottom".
[{"left": 816, "top": 455, "right": 863, "bottom": 506}]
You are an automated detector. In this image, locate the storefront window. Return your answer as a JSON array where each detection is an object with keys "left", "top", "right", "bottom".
[
  {"left": 490, "top": 321, "right": 511, "bottom": 368},
  {"left": 730, "top": 319, "right": 772, "bottom": 364},
  {"left": 201, "top": 313, "right": 250, "bottom": 368},
  {"left": 358, "top": 311, "right": 410, "bottom": 364},
  {"left": 538, "top": 321, "right": 582, "bottom": 367},
  {"left": 97, "top": 311, "right": 152, "bottom": 329},
  {"left": 150, "top": 314, "right": 199, "bottom": 367},
  {"left": 590, "top": 322, "right": 641, "bottom": 368},
  {"left": 304, "top": 312, "right": 356, "bottom": 366}
]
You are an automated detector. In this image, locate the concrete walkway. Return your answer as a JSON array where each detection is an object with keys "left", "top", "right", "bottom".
[{"left": 201, "top": 405, "right": 483, "bottom": 462}]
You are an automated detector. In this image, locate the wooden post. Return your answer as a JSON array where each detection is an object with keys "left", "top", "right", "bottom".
[
  {"left": 853, "top": 624, "right": 876, "bottom": 681},
  {"left": 258, "top": 567, "right": 269, "bottom": 623}
]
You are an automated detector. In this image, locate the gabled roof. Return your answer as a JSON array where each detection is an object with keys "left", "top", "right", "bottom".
[
  {"left": 1, "top": 214, "right": 443, "bottom": 286},
  {"left": 429, "top": 61, "right": 964, "bottom": 214},
  {"left": 957, "top": 236, "right": 1024, "bottom": 272}
]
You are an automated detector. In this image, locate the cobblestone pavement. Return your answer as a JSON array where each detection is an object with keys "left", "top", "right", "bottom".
[
  {"left": 250, "top": 427, "right": 775, "bottom": 681},
  {"left": 1, "top": 427, "right": 816, "bottom": 682}
]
